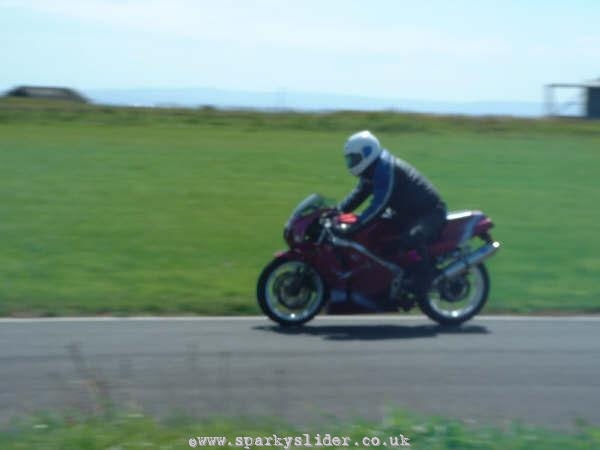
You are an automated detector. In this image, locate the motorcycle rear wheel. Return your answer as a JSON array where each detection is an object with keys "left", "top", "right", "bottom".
[
  {"left": 257, "top": 258, "right": 327, "bottom": 326},
  {"left": 418, "top": 263, "right": 490, "bottom": 326}
]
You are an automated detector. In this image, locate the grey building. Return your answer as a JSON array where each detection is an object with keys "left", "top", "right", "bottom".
[{"left": 5, "top": 86, "right": 88, "bottom": 103}]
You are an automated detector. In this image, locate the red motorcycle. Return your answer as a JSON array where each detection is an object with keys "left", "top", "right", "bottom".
[{"left": 257, "top": 194, "right": 500, "bottom": 326}]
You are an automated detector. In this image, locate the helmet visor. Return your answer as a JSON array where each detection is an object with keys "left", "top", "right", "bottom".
[{"left": 345, "top": 153, "right": 362, "bottom": 169}]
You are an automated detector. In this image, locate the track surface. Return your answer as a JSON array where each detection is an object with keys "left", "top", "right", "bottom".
[{"left": 1, "top": 316, "right": 599, "bottom": 429}]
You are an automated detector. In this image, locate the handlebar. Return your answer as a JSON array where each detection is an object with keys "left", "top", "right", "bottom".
[{"left": 317, "top": 212, "right": 353, "bottom": 245}]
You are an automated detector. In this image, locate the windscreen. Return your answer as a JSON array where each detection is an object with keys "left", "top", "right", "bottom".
[{"left": 289, "top": 194, "right": 335, "bottom": 219}]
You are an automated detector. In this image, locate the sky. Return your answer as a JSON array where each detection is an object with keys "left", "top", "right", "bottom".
[{"left": 1, "top": 0, "right": 599, "bottom": 104}]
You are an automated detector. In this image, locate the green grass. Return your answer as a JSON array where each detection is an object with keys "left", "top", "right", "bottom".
[
  {"left": 2, "top": 410, "right": 600, "bottom": 449},
  {"left": 0, "top": 99, "right": 599, "bottom": 315}
]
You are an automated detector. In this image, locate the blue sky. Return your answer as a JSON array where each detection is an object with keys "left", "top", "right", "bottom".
[{"left": 1, "top": 0, "right": 599, "bottom": 102}]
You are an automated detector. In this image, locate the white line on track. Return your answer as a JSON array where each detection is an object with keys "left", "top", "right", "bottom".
[{"left": 1, "top": 315, "right": 600, "bottom": 323}]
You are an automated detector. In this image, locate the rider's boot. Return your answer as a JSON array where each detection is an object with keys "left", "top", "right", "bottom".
[{"left": 409, "top": 249, "right": 436, "bottom": 301}]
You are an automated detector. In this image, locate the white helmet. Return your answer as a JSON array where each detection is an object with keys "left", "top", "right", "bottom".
[{"left": 343, "top": 130, "right": 382, "bottom": 176}]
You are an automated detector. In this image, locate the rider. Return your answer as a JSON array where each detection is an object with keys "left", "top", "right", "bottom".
[{"left": 336, "top": 130, "right": 447, "bottom": 299}]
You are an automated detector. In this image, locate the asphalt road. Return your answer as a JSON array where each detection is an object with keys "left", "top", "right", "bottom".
[{"left": 1, "top": 315, "right": 599, "bottom": 430}]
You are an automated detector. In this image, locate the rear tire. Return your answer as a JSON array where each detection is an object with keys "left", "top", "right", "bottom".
[
  {"left": 419, "top": 263, "right": 490, "bottom": 326},
  {"left": 257, "top": 258, "right": 327, "bottom": 326}
]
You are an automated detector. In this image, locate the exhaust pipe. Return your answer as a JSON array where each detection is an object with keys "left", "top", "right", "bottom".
[{"left": 435, "top": 241, "right": 500, "bottom": 283}]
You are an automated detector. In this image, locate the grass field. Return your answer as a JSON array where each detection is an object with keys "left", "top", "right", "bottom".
[
  {"left": 3, "top": 409, "right": 600, "bottom": 450},
  {"left": 1, "top": 99, "right": 599, "bottom": 316}
]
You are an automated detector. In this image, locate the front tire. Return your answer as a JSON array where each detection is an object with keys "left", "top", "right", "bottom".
[
  {"left": 257, "top": 258, "right": 327, "bottom": 326},
  {"left": 419, "top": 263, "right": 490, "bottom": 326}
]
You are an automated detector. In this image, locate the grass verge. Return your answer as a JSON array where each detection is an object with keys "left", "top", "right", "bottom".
[{"left": 2, "top": 409, "right": 600, "bottom": 449}]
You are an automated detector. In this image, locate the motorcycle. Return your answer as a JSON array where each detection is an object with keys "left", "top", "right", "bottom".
[{"left": 257, "top": 193, "right": 500, "bottom": 326}]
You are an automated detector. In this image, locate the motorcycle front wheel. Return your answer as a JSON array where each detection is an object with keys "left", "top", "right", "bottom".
[
  {"left": 418, "top": 263, "right": 490, "bottom": 326},
  {"left": 257, "top": 258, "right": 327, "bottom": 326}
]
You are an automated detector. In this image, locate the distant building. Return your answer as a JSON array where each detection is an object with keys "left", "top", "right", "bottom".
[
  {"left": 545, "top": 77, "right": 600, "bottom": 119},
  {"left": 586, "top": 79, "right": 600, "bottom": 119},
  {"left": 5, "top": 86, "right": 88, "bottom": 103}
]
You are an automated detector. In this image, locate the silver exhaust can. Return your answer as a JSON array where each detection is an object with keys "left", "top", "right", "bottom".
[{"left": 435, "top": 241, "right": 500, "bottom": 282}]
